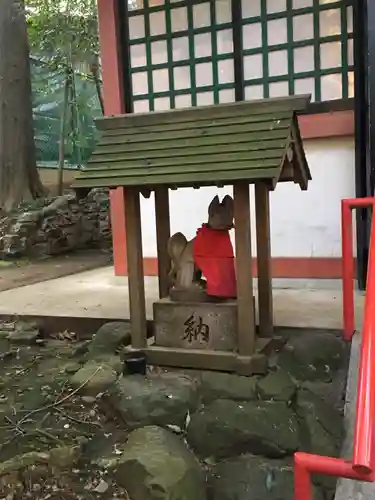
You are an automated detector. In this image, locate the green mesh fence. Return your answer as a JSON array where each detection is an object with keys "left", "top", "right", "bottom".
[{"left": 31, "top": 58, "right": 103, "bottom": 168}]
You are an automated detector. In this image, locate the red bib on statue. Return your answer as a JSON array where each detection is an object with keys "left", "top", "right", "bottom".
[{"left": 193, "top": 224, "right": 237, "bottom": 298}]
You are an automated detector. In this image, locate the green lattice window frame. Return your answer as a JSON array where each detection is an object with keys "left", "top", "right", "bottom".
[
  {"left": 125, "top": 0, "right": 354, "bottom": 110},
  {"left": 126, "top": 0, "right": 235, "bottom": 111},
  {"left": 241, "top": 0, "right": 353, "bottom": 102}
]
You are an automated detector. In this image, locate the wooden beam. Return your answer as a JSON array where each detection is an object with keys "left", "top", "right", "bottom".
[
  {"left": 154, "top": 186, "right": 171, "bottom": 299},
  {"left": 233, "top": 181, "right": 256, "bottom": 355},
  {"left": 255, "top": 182, "right": 274, "bottom": 336},
  {"left": 124, "top": 187, "right": 147, "bottom": 349}
]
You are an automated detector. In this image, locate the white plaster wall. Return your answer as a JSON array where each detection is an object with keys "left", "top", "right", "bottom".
[{"left": 140, "top": 137, "right": 355, "bottom": 258}]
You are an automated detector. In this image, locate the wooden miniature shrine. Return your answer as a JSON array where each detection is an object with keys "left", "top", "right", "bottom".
[{"left": 73, "top": 95, "right": 312, "bottom": 376}]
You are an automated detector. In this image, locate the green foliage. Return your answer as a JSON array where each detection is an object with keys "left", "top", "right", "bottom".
[
  {"left": 26, "top": 0, "right": 99, "bottom": 70},
  {"left": 25, "top": 0, "right": 102, "bottom": 166},
  {"left": 32, "top": 59, "right": 102, "bottom": 165}
]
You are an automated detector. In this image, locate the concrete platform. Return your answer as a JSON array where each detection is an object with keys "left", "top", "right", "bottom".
[{"left": 0, "top": 266, "right": 365, "bottom": 330}]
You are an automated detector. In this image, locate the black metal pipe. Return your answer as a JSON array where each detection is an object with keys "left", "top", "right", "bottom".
[
  {"left": 231, "top": 0, "right": 244, "bottom": 102},
  {"left": 118, "top": 0, "right": 134, "bottom": 113},
  {"left": 353, "top": 0, "right": 369, "bottom": 290}
]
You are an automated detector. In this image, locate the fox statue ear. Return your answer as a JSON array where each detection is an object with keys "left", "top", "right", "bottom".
[
  {"left": 222, "top": 195, "right": 234, "bottom": 215},
  {"left": 222, "top": 195, "right": 233, "bottom": 209},
  {"left": 208, "top": 195, "right": 220, "bottom": 216}
]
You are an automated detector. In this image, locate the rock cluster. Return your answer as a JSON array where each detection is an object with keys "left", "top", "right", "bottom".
[
  {"left": 64, "top": 325, "right": 348, "bottom": 500},
  {"left": 0, "top": 322, "right": 348, "bottom": 500},
  {"left": 0, "top": 189, "right": 110, "bottom": 259}
]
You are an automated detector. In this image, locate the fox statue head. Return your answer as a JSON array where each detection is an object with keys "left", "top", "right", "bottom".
[{"left": 207, "top": 195, "right": 234, "bottom": 231}]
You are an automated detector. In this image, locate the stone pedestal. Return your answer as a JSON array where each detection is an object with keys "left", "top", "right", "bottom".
[{"left": 153, "top": 298, "right": 241, "bottom": 351}]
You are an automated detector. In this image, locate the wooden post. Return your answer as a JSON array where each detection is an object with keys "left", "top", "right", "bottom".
[
  {"left": 233, "top": 181, "right": 255, "bottom": 355},
  {"left": 155, "top": 186, "right": 171, "bottom": 298},
  {"left": 124, "top": 187, "right": 147, "bottom": 349},
  {"left": 255, "top": 182, "right": 274, "bottom": 336}
]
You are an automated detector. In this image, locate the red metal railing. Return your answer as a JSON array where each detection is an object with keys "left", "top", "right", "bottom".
[
  {"left": 342, "top": 197, "right": 374, "bottom": 340},
  {"left": 294, "top": 196, "right": 375, "bottom": 499}
]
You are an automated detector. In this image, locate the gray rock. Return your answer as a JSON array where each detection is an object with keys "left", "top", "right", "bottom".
[
  {"left": 302, "top": 370, "right": 347, "bottom": 412},
  {"left": 109, "top": 372, "right": 198, "bottom": 429},
  {"left": 0, "top": 189, "right": 111, "bottom": 259},
  {"left": 277, "top": 332, "right": 349, "bottom": 382},
  {"left": 200, "top": 371, "right": 258, "bottom": 401},
  {"left": 0, "top": 451, "right": 49, "bottom": 476},
  {"left": 257, "top": 369, "right": 296, "bottom": 402},
  {"left": 7, "top": 321, "right": 40, "bottom": 344},
  {"left": 63, "top": 361, "right": 82, "bottom": 374},
  {"left": 89, "top": 354, "right": 123, "bottom": 374},
  {"left": 295, "top": 388, "right": 343, "bottom": 455},
  {"left": 70, "top": 361, "right": 118, "bottom": 395},
  {"left": 116, "top": 426, "right": 206, "bottom": 500},
  {"left": 7, "top": 330, "right": 40, "bottom": 344},
  {"left": 187, "top": 399, "right": 300, "bottom": 460},
  {"left": 88, "top": 321, "right": 131, "bottom": 357},
  {"left": 210, "top": 454, "right": 324, "bottom": 500}
]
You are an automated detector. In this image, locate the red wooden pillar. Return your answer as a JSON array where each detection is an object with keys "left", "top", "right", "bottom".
[{"left": 97, "top": 0, "right": 127, "bottom": 275}]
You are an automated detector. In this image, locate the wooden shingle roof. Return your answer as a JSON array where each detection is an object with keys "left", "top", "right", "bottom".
[{"left": 72, "top": 95, "right": 312, "bottom": 191}]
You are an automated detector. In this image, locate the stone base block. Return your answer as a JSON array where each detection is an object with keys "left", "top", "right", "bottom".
[{"left": 153, "top": 298, "right": 241, "bottom": 351}]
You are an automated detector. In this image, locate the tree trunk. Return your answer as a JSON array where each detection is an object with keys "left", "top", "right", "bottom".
[
  {"left": 90, "top": 57, "right": 104, "bottom": 115},
  {"left": 0, "top": 0, "right": 46, "bottom": 212},
  {"left": 57, "top": 68, "right": 72, "bottom": 196}
]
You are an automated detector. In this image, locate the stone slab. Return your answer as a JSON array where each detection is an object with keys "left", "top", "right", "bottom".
[{"left": 153, "top": 298, "right": 240, "bottom": 351}]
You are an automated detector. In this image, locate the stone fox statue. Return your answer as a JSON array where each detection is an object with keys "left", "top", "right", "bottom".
[{"left": 167, "top": 194, "right": 237, "bottom": 299}]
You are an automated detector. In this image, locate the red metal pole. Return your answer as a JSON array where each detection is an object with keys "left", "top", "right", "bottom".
[
  {"left": 342, "top": 199, "right": 355, "bottom": 340},
  {"left": 294, "top": 454, "right": 314, "bottom": 500},
  {"left": 347, "top": 197, "right": 375, "bottom": 209},
  {"left": 353, "top": 202, "right": 375, "bottom": 474},
  {"left": 294, "top": 453, "right": 373, "bottom": 500}
]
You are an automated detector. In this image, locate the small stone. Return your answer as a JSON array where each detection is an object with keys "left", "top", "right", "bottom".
[
  {"left": 81, "top": 396, "right": 96, "bottom": 404},
  {"left": 49, "top": 446, "right": 80, "bottom": 469},
  {"left": 76, "top": 436, "right": 89, "bottom": 446},
  {"left": 94, "top": 480, "right": 109, "bottom": 493},
  {"left": 8, "top": 328, "right": 39, "bottom": 344},
  {"left": 257, "top": 369, "right": 296, "bottom": 402},
  {"left": 63, "top": 362, "right": 81, "bottom": 374}
]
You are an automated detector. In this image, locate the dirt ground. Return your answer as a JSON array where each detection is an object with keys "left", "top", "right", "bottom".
[
  {"left": 0, "top": 326, "right": 132, "bottom": 499},
  {"left": 0, "top": 249, "right": 113, "bottom": 292}
]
